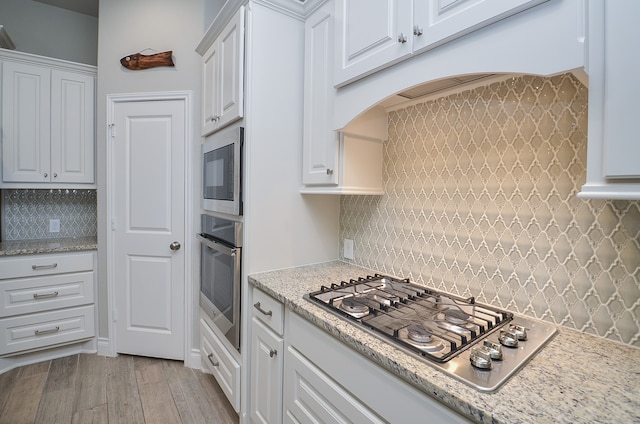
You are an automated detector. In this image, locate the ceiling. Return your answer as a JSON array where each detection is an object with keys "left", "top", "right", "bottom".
[{"left": 33, "top": 0, "right": 98, "bottom": 17}]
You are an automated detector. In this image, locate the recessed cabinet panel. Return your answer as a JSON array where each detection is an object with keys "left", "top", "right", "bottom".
[
  {"left": 334, "top": 0, "right": 412, "bottom": 87},
  {"left": 200, "top": 6, "right": 245, "bottom": 136},
  {"left": 602, "top": 1, "right": 640, "bottom": 179},
  {"left": 413, "top": 0, "right": 549, "bottom": 54},
  {"left": 51, "top": 70, "right": 95, "bottom": 183},
  {"left": 1, "top": 62, "right": 51, "bottom": 183},
  {"left": 1, "top": 52, "right": 95, "bottom": 187},
  {"left": 250, "top": 317, "right": 283, "bottom": 424}
]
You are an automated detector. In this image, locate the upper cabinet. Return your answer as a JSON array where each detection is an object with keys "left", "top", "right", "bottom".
[
  {"left": 334, "top": 0, "right": 549, "bottom": 87},
  {"left": 578, "top": 0, "right": 640, "bottom": 199},
  {"left": 302, "top": 0, "right": 385, "bottom": 195},
  {"left": 1, "top": 51, "right": 96, "bottom": 188},
  {"left": 201, "top": 6, "right": 245, "bottom": 137}
]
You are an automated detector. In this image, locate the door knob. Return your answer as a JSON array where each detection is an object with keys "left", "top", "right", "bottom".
[{"left": 170, "top": 241, "right": 181, "bottom": 251}]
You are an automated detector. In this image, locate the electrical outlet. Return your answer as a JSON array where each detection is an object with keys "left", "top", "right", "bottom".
[
  {"left": 344, "top": 238, "right": 354, "bottom": 260},
  {"left": 49, "top": 219, "right": 60, "bottom": 233}
]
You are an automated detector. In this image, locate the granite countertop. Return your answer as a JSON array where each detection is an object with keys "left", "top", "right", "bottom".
[
  {"left": 0, "top": 236, "right": 98, "bottom": 257},
  {"left": 248, "top": 261, "right": 640, "bottom": 424}
]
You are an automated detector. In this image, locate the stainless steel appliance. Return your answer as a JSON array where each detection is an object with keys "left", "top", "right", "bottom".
[
  {"left": 306, "top": 274, "right": 557, "bottom": 392},
  {"left": 198, "top": 214, "right": 242, "bottom": 350},
  {"left": 202, "top": 124, "right": 244, "bottom": 215}
]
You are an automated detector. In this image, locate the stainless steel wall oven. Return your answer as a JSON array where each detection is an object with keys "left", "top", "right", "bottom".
[{"left": 197, "top": 214, "right": 242, "bottom": 350}]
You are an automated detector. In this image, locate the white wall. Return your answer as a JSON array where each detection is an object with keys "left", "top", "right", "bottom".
[
  {"left": 0, "top": 0, "right": 97, "bottom": 65},
  {"left": 95, "top": 0, "right": 209, "bottom": 348}
]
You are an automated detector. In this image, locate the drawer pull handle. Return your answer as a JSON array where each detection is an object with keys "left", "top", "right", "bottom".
[
  {"left": 35, "top": 326, "right": 60, "bottom": 335},
  {"left": 32, "top": 263, "right": 58, "bottom": 270},
  {"left": 33, "top": 291, "right": 59, "bottom": 299},
  {"left": 207, "top": 353, "right": 219, "bottom": 367},
  {"left": 269, "top": 349, "right": 277, "bottom": 358},
  {"left": 253, "top": 302, "right": 272, "bottom": 317}
]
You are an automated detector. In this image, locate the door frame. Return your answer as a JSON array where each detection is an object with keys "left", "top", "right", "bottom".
[{"left": 104, "top": 91, "right": 195, "bottom": 367}]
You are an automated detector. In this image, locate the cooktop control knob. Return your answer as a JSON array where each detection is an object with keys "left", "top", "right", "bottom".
[
  {"left": 470, "top": 347, "right": 493, "bottom": 369},
  {"left": 509, "top": 324, "right": 528, "bottom": 341},
  {"left": 499, "top": 329, "right": 519, "bottom": 348},
  {"left": 483, "top": 340, "right": 503, "bottom": 360}
]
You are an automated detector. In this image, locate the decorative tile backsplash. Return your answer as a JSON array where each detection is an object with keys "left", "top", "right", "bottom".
[
  {"left": 1, "top": 189, "right": 97, "bottom": 240},
  {"left": 340, "top": 73, "right": 640, "bottom": 347}
]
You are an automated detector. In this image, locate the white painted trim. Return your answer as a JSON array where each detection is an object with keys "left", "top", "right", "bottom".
[
  {"left": 0, "top": 48, "right": 96, "bottom": 74},
  {"left": 105, "top": 91, "right": 194, "bottom": 363},
  {"left": 0, "top": 339, "right": 96, "bottom": 374}
]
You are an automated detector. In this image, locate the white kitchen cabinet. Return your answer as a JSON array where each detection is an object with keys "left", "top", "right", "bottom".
[
  {"left": 302, "top": 0, "right": 385, "bottom": 195},
  {"left": 250, "top": 288, "right": 284, "bottom": 424},
  {"left": 201, "top": 6, "right": 245, "bottom": 136},
  {"left": 200, "top": 314, "right": 241, "bottom": 412},
  {"left": 334, "top": 0, "right": 548, "bottom": 87},
  {"left": 284, "top": 310, "right": 471, "bottom": 424},
  {"left": 1, "top": 52, "right": 95, "bottom": 187},
  {"left": 0, "top": 252, "right": 96, "bottom": 356},
  {"left": 578, "top": 0, "right": 640, "bottom": 199}
]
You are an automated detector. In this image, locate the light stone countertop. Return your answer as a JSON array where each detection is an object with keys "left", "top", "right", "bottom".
[
  {"left": 0, "top": 236, "right": 97, "bottom": 256},
  {"left": 248, "top": 261, "right": 640, "bottom": 424}
]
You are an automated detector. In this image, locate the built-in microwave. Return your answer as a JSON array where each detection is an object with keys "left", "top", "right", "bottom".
[{"left": 202, "top": 124, "right": 244, "bottom": 215}]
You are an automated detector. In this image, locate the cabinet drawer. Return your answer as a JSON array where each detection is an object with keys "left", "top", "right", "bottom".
[
  {"left": 200, "top": 318, "right": 240, "bottom": 412},
  {"left": 284, "top": 346, "right": 385, "bottom": 424},
  {"left": 0, "top": 272, "right": 94, "bottom": 317},
  {"left": 252, "top": 288, "right": 284, "bottom": 335},
  {"left": 0, "top": 305, "right": 95, "bottom": 356},
  {"left": 0, "top": 252, "right": 94, "bottom": 280}
]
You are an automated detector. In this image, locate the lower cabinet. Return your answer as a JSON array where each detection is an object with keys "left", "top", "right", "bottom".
[
  {"left": 248, "top": 287, "right": 470, "bottom": 424},
  {"left": 0, "top": 252, "right": 96, "bottom": 356},
  {"left": 200, "top": 314, "right": 241, "bottom": 412},
  {"left": 250, "top": 317, "right": 283, "bottom": 424}
]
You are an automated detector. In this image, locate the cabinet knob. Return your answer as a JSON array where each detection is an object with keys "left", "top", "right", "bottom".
[
  {"left": 170, "top": 241, "right": 181, "bottom": 251},
  {"left": 53, "top": 173, "right": 58, "bottom": 178},
  {"left": 413, "top": 25, "right": 423, "bottom": 36},
  {"left": 398, "top": 33, "right": 408, "bottom": 43},
  {"left": 44, "top": 173, "right": 48, "bottom": 178},
  {"left": 269, "top": 349, "right": 277, "bottom": 358},
  {"left": 326, "top": 169, "right": 334, "bottom": 175}
]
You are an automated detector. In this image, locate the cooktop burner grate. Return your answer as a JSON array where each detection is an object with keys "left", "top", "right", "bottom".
[{"left": 305, "top": 274, "right": 558, "bottom": 392}]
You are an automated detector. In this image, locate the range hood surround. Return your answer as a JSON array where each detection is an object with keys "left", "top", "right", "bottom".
[{"left": 333, "top": 0, "right": 586, "bottom": 131}]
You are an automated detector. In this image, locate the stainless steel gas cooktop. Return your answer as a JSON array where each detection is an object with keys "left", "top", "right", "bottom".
[{"left": 306, "top": 274, "right": 557, "bottom": 392}]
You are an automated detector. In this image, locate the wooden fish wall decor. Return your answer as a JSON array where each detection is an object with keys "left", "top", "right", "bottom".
[{"left": 120, "top": 50, "right": 175, "bottom": 70}]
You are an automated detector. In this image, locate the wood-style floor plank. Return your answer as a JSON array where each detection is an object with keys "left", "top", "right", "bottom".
[
  {"left": 105, "top": 355, "right": 145, "bottom": 424},
  {"left": 71, "top": 404, "right": 108, "bottom": 424},
  {"left": 75, "top": 353, "right": 107, "bottom": 412},
  {"left": 0, "top": 353, "right": 239, "bottom": 424},
  {"left": 134, "top": 357, "right": 182, "bottom": 424},
  {"left": 0, "top": 373, "right": 47, "bottom": 424}
]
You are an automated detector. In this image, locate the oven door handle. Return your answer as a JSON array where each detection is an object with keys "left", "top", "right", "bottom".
[{"left": 197, "top": 234, "right": 237, "bottom": 256}]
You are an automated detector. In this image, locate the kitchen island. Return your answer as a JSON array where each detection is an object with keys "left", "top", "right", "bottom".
[{"left": 249, "top": 261, "right": 640, "bottom": 424}]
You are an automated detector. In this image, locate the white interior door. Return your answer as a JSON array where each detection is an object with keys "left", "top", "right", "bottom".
[{"left": 111, "top": 96, "right": 186, "bottom": 360}]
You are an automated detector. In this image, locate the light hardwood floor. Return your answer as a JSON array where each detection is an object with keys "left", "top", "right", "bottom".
[{"left": 0, "top": 353, "right": 238, "bottom": 424}]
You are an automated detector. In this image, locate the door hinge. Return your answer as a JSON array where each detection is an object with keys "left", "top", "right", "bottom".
[
  {"left": 112, "top": 307, "right": 118, "bottom": 322},
  {"left": 109, "top": 123, "right": 116, "bottom": 138},
  {"left": 111, "top": 218, "right": 117, "bottom": 231}
]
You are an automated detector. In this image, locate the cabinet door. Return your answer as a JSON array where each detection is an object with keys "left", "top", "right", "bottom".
[
  {"left": 216, "top": 6, "right": 245, "bottom": 130},
  {"left": 303, "top": 1, "right": 339, "bottom": 186},
  {"left": 51, "top": 70, "right": 95, "bottom": 183},
  {"left": 602, "top": 0, "right": 640, "bottom": 178},
  {"left": 201, "top": 40, "right": 220, "bottom": 136},
  {"left": 1, "top": 62, "right": 51, "bottom": 183},
  {"left": 250, "top": 317, "right": 283, "bottom": 424},
  {"left": 413, "top": 0, "right": 549, "bottom": 54},
  {"left": 334, "top": 0, "right": 412, "bottom": 87}
]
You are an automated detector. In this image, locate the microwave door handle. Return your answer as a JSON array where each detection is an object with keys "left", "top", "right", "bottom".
[{"left": 197, "top": 234, "right": 237, "bottom": 256}]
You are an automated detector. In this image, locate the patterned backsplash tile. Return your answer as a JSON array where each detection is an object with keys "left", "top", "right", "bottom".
[
  {"left": 1, "top": 189, "right": 97, "bottom": 240},
  {"left": 340, "top": 73, "right": 640, "bottom": 347}
]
